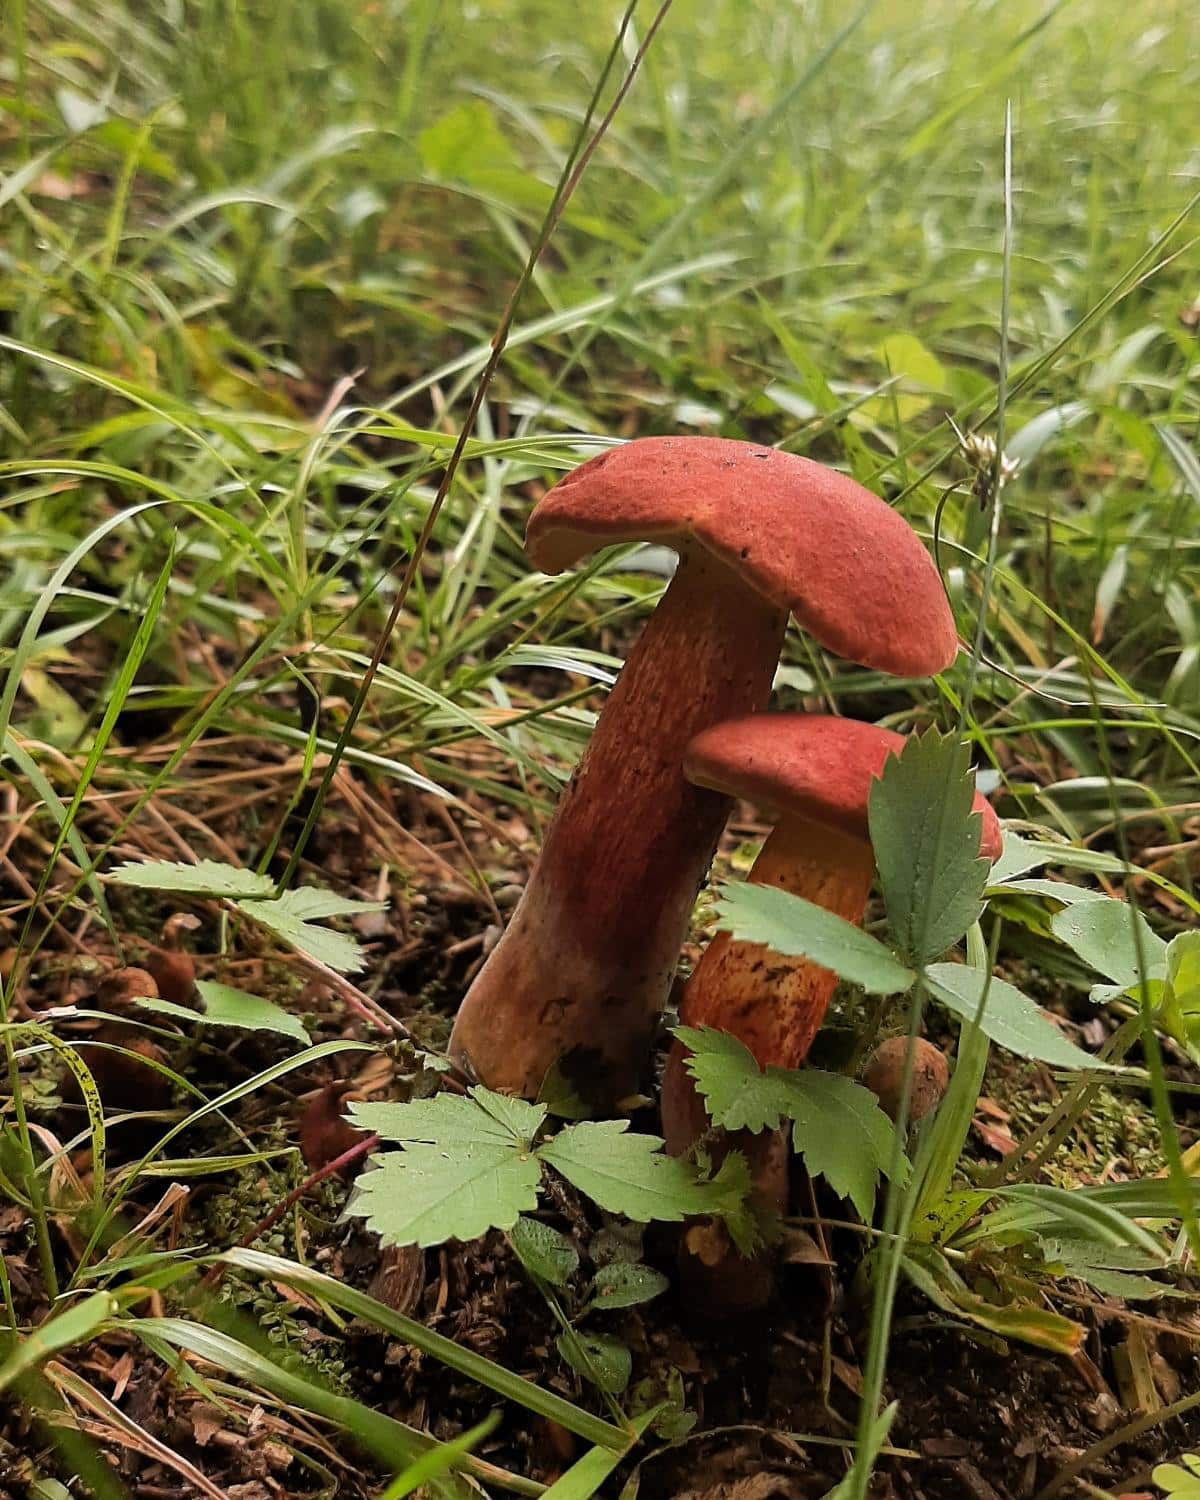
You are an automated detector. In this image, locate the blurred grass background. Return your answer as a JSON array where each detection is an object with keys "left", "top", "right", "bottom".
[
  {"left": 2, "top": 1, "right": 1200, "bottom": 1492},
  {"left": 1, "top": 0, "right": 1198, "bottom": 946}
]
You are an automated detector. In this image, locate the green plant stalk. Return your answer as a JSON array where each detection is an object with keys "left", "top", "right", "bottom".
[
  {"left": 0, "top": 1240, "right": 16, "bottom": 1334},
  {"left": 848, "top": 917, "right": 993, "bottom": 1497},
  {"left": 910, "top": 921, "right": 997, "bottom": 1229},
  {"left": 846, "top": 981, "right": 927, "bottom": 1500},
  {"left": 3, "top": 1042, "right": 58, "bottom": 1299},
  {"left": 8, "top": 543, "right": 173, "bottom": 984},
  {"left": 1082, "top": 668, "right": 1200, "bottom": 1264},
  {"left": 528, "top": 1275, "right": 630, "bottom": 1428},
  {"left": 958, "top": 100, "right": 1013, "bottom": 734}
]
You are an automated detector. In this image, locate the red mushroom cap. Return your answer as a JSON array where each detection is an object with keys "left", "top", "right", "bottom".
[
  {"left": 527, "top": 437, "right": 958, "bottom": 679},
  {"left": 683, "top": 715, "right": 1002, "bottom": 862}
]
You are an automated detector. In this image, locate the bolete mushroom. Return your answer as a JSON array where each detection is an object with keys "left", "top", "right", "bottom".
[
  {"left": 449, "top": 437, "right": 959, "bottom": 1104},
  {"left": 660, "top": 714, "right": 1001, "bottom": 1307},
  {"left": 863, "top": 1036, "right": 950, "bottom": 1123}
]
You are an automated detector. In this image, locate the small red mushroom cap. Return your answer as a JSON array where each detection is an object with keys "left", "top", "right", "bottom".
[
  {"left": 527, "top": 437, "right": 958, "bottom": 679},
  {"left": 684, "top": 715, "right": 1002, "bottom": 862}
]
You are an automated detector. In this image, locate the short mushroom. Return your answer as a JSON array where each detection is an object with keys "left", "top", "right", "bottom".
[
  {"left": 660, "top": 714, "right": 1001, "bottom": 1305},
  {"left": 863, "top": 1036, "right": 950, "bottom": 1123},
  {"left": 449, "top": 437, "right": 959, "bottom": 1104}
]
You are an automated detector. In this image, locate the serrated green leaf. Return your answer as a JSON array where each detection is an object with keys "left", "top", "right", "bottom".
[
  {"left": 472, "top": 1088, "right": 550, "bottom": 1141},
  {"left": 1050, "top": 899, "right": 1167, "bottom": 986},
  {"left": 348, "top": 1088, "right": 545, "bottom": 1148},
  {"left": 785, "top": 1070, "right": 907, "bottom": 1222},
  {"left": 869, "top": 730, "right": 989, "bottom": 965},
  {"left": 926, "top": 963, "right": 1113, "bottom": 1071},
  {"left": 348, "top": 1143, "right": 542, "bottom": 1248},
  {"left": 587, "top": 1263, "right": 669, "bottom": 1311},
  {"left": 137, "top": 981, "right": 309, "bottom": 1044},
  {"left": 556, "top": 1330, "right": 631, "bottom": 1395},
  {"left": 239, "top": 886, "right": 382, "bottom": 973},
  {"left": 675, "top": 1026, "right": 795, "bottom": 1133},
  {"left": 539, "top": 1120, "right": 746, "bottom": 1230},
  {"left": 510, "top": 1217, "right": 579, "bottom": 1287},
  {"left": 109, "top": 858, "right": 275, "bottom": 898},
  {"left": 716, "top": 883, "right": 914, "bottom": 995},
  {"left": 272, "top": 888, "right": 388, "bottom": 922}
]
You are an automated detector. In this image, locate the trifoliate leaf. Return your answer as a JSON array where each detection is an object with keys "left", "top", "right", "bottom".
[
  {"left": 587, "top": 1262, "right": 669, "bottom": 1312},
  {"left": 239, "top": 887, "right": 386, "bottom": 974},
  {"left": 555, "top": 1330, "right": 631, "bottom": 1394},
  {"left": 869, "top": 730, "right": 989, "bottom": 965},
  {"left": 348, "top": 1087, "right": 546, "bottom": 1148},
  {"left": 715, "top": 883, "right": 914, "bottom": 995},
  {"left": 926, "top": 963, "right": 1113, "bottom": 1071},
  {"left": 136, "top": 981, "right": 309, "bottom": 1045},
  {"left": 675, "top": 1026, "right": 796, "bottom": 1133},
  {"left": 109, "top": 858, "right": 274, "bottom": 898},
  {"left": 784, "top": 1070, "right": 907, "bottom": 1222},
  {"left": 1050, "top": 899, "right": 1167, "bottom": 986},
  {"left": 509, "top": 1217, "right": 579, "bottom": 1287},
  {"left": 348, "top": 1143, "right": 542, "bottom": 1248},
  {"left": 538, "top": 1120, "right": 742, "bottom": 1227}
]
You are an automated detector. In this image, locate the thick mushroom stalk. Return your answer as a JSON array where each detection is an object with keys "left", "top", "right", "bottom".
[
  {"left": 660, "top": 816, "right": 877, "bottom": 1236},
  {"left": 450, "top": 439, "right": 959, "bottom": 1105},
  {"left": 451, "top": 550, "right": 784, "bottom": 1102},
  {"left": 661, "top": 715, "right": 1002, "bottom": 1309}
]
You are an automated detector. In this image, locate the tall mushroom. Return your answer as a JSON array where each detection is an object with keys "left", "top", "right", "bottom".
[
  {"left": 660, "top": 714, "right": 1001, "bottom": 1308},
  {"left": 449, "top": 438, "right": 958, "bottom": 1105}
]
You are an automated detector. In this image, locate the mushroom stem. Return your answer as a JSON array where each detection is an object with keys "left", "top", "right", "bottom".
[
  {"left": 677, "top": 816, "right": 877, "bottom": 1074},
  {"left": 661, "top": 816, "right": 876, "bottom": 1308},
  {"left": 449, "top": 549, "right": 786, "bottom": 1103}
]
